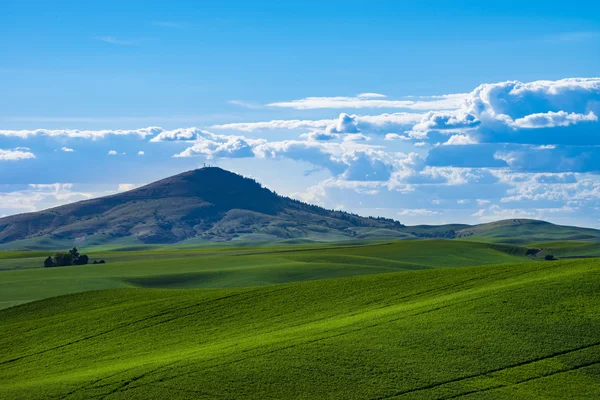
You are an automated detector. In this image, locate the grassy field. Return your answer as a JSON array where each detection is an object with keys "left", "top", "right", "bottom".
[
  {"left": 0, "top": 240, "right": 529, "bottom": 309},
  {"left": 1, "top": 258, "right": 599, "bottom": 399}
]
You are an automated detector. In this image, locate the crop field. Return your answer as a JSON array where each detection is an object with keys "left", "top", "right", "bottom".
[
  {"left": 0, "top": 240, "right": 529, "bottom": 310},
  {"left": 1, "top": 257, "right": 599, "bottom": 399}
]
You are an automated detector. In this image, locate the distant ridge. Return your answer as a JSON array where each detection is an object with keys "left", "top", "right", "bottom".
[{"left": 0, "top": 168, "right": 599, "bottom": 247}]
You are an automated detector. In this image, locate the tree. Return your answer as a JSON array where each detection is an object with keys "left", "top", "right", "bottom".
[
  {"left": 43, "top": 256, "right": 55, "bottom": 268},
  {"left": 53, "top": 252, "right": 74, "bottom": 267},
  {"left": 69, "top": 247, "right": 80, "bottom": 259},
  {"left": 75, "top": 254, "right": 89, "bottom": 265},
  {"left": 545, "top": 254, "right": 556, "bottom": 261}
]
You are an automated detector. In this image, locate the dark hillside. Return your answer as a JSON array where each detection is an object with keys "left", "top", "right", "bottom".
[{"left": 0, "top": 168, "right": 403, "bottom": 244}]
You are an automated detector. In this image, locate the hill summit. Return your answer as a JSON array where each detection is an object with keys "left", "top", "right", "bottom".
[{"left": 0, "top": 167, "right": 403, "bottom": 244}]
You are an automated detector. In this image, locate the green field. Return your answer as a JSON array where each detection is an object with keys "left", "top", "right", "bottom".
[
  {"left": 1, "top": 258, "right": 600, "bottom": 399},
  {"left": 0, "top": 240, "right": 528, "bottom": 310},
  {"left": 1, "top": 239, "right": 599, "bottom": 399}
]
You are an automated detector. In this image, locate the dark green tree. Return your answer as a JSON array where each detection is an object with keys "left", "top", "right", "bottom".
[
  {"left": 69, "top": 247, "right": 80, "bottom": 259},
  {"left": 75, "top": 255, "right": 89, "bottom": 265},
  {"left": 53, "top": 252, "right": 74, "bottom": 267},
  {"left": 43, "top": 256, "right": 55, "bottom": 268}
]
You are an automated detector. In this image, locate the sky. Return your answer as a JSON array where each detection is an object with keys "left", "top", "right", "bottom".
[{"left": 1, "top": 0, "right": 600, "bottom": 227}]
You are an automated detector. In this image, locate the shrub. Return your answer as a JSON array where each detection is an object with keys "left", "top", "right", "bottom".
[{"left": 545, "top": 254, "right": 556, "bottom": 261}]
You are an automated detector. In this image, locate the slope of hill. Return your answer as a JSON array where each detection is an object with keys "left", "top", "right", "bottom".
[
  {"left": 0, "top": 240, "right": 529, "bottom": 309},
  {"left": 0, "top": 167, "right": 403, "bottom": 245},
  {"left": 456, "top": 219, "right": 600, "bottom": 244},
  {"left": 1, "top": 168, "right": 599, "bottom": 248},
  {"left": 1, "top": 259, "right": 599, "bottom": 399}
]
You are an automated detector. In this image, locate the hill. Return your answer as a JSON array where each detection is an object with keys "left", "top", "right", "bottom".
[
  {"left": 1, "top": 259, "right": 599, "bottom": 399},
  {"left": 0, "top": 167, "right": 403, "bottom": 245},
  {"left": 0, "top": 168, "right": 599, "bottom": 248},
  {"left": 455, "top": 219, "right": 600, "bottom": 244},
  {"left": 0, "top": 240, "right": 529, "bottom": 309}
]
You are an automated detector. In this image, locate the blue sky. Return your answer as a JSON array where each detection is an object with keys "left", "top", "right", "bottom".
[{"left": 1, "top": 0, "right": 600, "bottom": 227}]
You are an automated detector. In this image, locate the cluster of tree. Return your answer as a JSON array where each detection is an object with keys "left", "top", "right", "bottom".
[{"left": 43, "top": 247, "right": 103, "bottom": 267}]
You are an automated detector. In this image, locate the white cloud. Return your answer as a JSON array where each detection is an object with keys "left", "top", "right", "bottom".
[
  {"left": 357, "top": 93, "right": 387, "bottom": 99},
  {"left": 211, "top": 112, "right": 423, "bottom": 134},
  {"left": 343, "top": 133, "right": 371, "bottom": 142},
  {"left": 444, "top": 134, "right": 478, "bottom": 145},
  {"left": 267, "top": 93, "right": 467, "bottom": 110},
  {"left": 117, "top": 184, "right": 138, "bottom": 192},
  {"left": 61, "top": 147, "right": 75, "bottom": 152},
  {"left": 107, "top": 150, "right": 118, "bottom": 156},
  {"left": 512, "top": 111, "right": 597, "bottom": 128},
  {"left": 212, "top": 119, "right": 334, "bottom": 132},
  {"left": 0, "top": 127, "right": 161, "bottom": 140},
  {"left": 137, "top": 151, "right": 145, "bottom": 155},
  {"left": 301, "top": 131, "right": 340, "bottom": 141},
  {"left": 0, "top": 148, "right": 36, "bottom": 161},
  {"left": 175, "top": 135, "right": 263, "bottom": 159},
  {"left": 385, "top": 133, "right": 411, "bottom": 141},
  {"left": 0, "top": 184, "right": 112, "bottom": 215},
  {"left": 397, "top": 209, "right": 440, "bottom": 216}
]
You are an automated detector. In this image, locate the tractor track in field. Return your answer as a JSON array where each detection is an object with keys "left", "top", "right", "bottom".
[
  {"left": 442, "top": 359, "right": 600, "bottom": 399},
  {"left": 372, "top": 341, "right": 600, "bottom": 400}
]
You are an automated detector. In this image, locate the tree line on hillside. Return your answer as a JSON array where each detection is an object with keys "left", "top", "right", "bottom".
[
  {"left": 224, "top": 169, "right": 405, "bottom": 228},
  {"left": 43, "top": 247, "right": 105, "bottom": 267}
]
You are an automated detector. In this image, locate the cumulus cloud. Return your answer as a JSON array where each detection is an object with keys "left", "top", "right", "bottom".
[
  {"left": 512, "top": 111, "right": 597, "bottom": 128},
  {"left": 137, "top": 151, "right": 145, "bottom": 155},
  {"left": 107, "top": 150, "right": 118, "bottom": 156},
  {"left": 0, "top": 127, "right": 161, "bottom": 140},
  {"left": 0, "top": 148, "right": 36, "bottom": 161},
  {"left": 150, "top": 128, "right": 220, "bottom": 142},
  {"left": 301, "top": 131, "right": 340, "bottom": 141},
  {"left": 175, "top": 136, "right": 260, "bottom": 159},
  {"left": 6, "top": 77, "right": 600, "bottom": 226},
  {"left": 61, "top": 147, "right": 75, "bottom": 152},
  {"left": 175, "top": 129, "right": 398, "bottom": 182},
  {"left": 444, "top": 134, "right": 478, "bottom": 145},
  {"left": 385, "top": 133, "right": 411, "bottom": 141},
  {"left": 211, "top": 112, "right": 422, "bottom": 134}
]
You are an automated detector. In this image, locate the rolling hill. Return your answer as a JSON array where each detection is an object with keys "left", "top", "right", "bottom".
[
  {"left": 0, "top": 240, "right": 529, "bottom": 310},
  {"left": 0, "top": 167, "right": 599, "bottom": 249},
  {"left": 1, "top": 259, "right": 599, "bottom": 399}
]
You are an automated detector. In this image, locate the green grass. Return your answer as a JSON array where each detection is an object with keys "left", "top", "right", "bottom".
[
  {"left": 0, "top": 240, "right": 530, "bottom": 309},
  {"left": 529, "top": 241, "right": 600, "bottom": 258},
  {"left": 1, "top": 259, "right": 599, "bottom": 399},
  {"left": 459, "top": 220, "right": 600, "bottom": 245}
]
